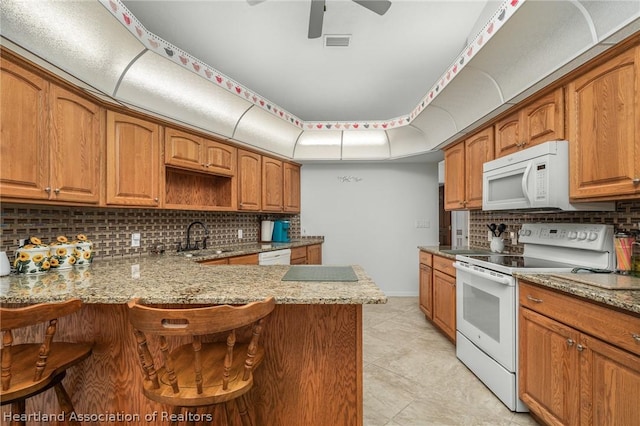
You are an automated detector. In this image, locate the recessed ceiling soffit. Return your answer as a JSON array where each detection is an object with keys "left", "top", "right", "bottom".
[{"left": 100, "top": 0, "right": 523, "bottom": 132}]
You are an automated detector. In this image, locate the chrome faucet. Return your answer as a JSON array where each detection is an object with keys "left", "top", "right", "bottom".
[{"left": 181, "top": 221, "right": 209, "bottom": 251}]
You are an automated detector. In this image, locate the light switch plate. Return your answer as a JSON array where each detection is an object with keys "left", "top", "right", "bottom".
[{"left": 131, "top": 233, "right": 141, "bottom": 247}]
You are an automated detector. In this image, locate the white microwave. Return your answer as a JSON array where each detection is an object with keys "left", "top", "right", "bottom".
[{"left": 482, "top": 141, "right": 615, "bottom": 211}]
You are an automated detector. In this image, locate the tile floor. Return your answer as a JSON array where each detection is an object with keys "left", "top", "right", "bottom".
[{"left": 362, "top": 297, "right": 539, "bottom": 426}]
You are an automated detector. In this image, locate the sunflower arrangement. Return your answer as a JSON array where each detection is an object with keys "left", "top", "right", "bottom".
[
  {"left": 73, "top": 234, "right": 94, "bottom": 265},
  {"left": 49, "top": 235, "right": 75, "bottom": 269}
]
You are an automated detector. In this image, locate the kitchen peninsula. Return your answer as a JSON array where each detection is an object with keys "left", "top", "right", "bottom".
[{"left": 0, "top": 254, "right": 387, "bottom": 425}]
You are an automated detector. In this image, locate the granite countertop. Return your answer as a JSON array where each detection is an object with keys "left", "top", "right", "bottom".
[
  {"left": 418, "top": 245, "right": 492, "bottom": 260},
  {"left": 0, "top": 238, "right": 387, "bottom": 305},
  {"left": 515, "top": 272, "right": 640, "bottom": 315}
]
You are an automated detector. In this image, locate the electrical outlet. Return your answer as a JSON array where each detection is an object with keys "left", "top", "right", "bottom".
[
  {"left": 415, "top": 220, "right": 430, "bottom": 229},
  {"left": 238, "top": 229, "right": 243, "bottom": 239},
  {"left": 510, "top": 231, "right": 518, "bottom": 245},
  {"left": 131, "top": 233, "right": 141, "bottom": 247}
]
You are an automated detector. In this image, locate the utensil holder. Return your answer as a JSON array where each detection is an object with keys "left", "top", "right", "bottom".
[{"left": 490, "top": 237, "right": 505, "bottom": 253}]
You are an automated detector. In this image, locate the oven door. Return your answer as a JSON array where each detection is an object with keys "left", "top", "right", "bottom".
[{"left": 454, "top": 262, "right": 516, "bottom": 371}]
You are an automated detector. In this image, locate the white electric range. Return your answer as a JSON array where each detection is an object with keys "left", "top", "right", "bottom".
[{"left": 453, "top": 223, "right": 615, "bottom": 412}]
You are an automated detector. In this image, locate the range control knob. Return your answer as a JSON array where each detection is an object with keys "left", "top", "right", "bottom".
[
  {"left": 587, "top": 232, "right": 598, "bottom": 241},
  {"left": 519, "top": 229, "right": 532, "bottom": 237},
  {"left": 577, "top": 232, "right": 587, "bottom": 240},
  {"left": 568, "top": 231, "right": 578, "bottom": 240}
]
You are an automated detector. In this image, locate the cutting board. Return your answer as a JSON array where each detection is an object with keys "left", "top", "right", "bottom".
[
  {"left": 281, "top": 266, "right": 358, "bottom": 282},
  {"left": 548, "top": 272, "right": 640, "bottom": 290}
]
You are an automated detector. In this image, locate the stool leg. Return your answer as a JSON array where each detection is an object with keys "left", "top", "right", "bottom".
[
  {"left": 10, "top": 400, "right": 26, "bottom": 426},
  {"left": 53, "top": 383, "right": 80, "bottom": 426},
  {"left": 237, "top": 395, "right": 253, "bottom": 426}
]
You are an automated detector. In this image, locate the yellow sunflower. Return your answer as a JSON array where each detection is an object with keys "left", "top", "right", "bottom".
[
  {"left": 83, "top": 251, "right": 92, "bottom": 259},
  {"left": 23, "top": 244, "right": 35, "bottom": 249},
  {"left": 73, "top": 248, "right": 81, "bottom": 257},
  {"left": 50, "top": 258, "right": 59, "bottom": 267},
  {"left": 56, "top": 247, "right": 68, "bottom": 256},
  {"left": 69, "top": 256, "right": 76, "bottom": 265},
  {"left": 77, "top": 234, "right": 88, "bottom": 241},
  {"left": 56, "top": 236, "right": 68, "bottom": 243},
  {"left": 42, "top": 261, "right": 50, "bottom": 269},
  {"left": 30, "top": 237, "right": 42, "bottom": 245},
  {"left": 32, "top": 254, "right": 44, "bottom": 263},
  {"left": 18, "top": 252, "right": 30, "bottom": 262}
]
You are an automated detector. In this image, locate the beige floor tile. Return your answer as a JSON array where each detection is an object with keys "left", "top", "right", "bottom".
[{"left": 363, "top": 297, "right": 539, "bottom": 426}]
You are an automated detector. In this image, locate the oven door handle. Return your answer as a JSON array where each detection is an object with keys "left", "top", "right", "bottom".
[{"left": 453, "top": 262, "right": 513, "bottom": 286}]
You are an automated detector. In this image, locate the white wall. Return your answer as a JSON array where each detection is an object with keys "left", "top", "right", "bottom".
[{"left": 300, "top": 162, "right": 440, "bottom": 296}]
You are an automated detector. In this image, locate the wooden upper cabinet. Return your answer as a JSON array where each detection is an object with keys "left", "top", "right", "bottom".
[
  {"left": 444, "top": 127, "right": 494, "bottom": 210},
  {"left": 495, "top": 88, "right": 564, "bottom": 158},
  {"left": 48, "top": 84, "right": 102, "bottom": 204},
  {"left": 568, "top": 45, "right": 640, "bottom": 200},
  {"left": 0, "top": 57, "right": 102, "bottom": 205},
  {"left": 1, "top": 58, "right": 49, "bottom": 201},
  {"left": 165, "top": 128, "right": 236, "bottom": 176},
  {"left": 237, "top": 149, "right": 261, "bottom": 211},
  {"left": 283, "top": 162, "right": 301, "bottom": 213},
  {"left": 106, "top": 111, "right": 161, "bottom": 207},
  {"left": 444, "top": 142, "right": 465, "bottom": 210},
  {"left": 464, "top": 127, "right": 494, "bottom": 209},
  {"left": 262, "top": 156, "right": 283, "bottom": 212}
]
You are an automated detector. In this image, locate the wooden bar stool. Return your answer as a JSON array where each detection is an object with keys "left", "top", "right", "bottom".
[
  {"left": 127, "top": 297, "right": 275, "bottom": 426},
  {"left": 0, "top": 298, "right": 93, "bottom": 426}
]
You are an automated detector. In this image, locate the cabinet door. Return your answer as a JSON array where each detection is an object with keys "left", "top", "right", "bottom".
[
  {"left": 0, "top": 59, "right": 49, "bottom": 200},
  {"left": 523, "top": 88, "right": 564, "bottom": 148},
  {"left": 580, "top": 334, "right": 640, "bottom": 426},
  {"left": 568, "top": 46, "right": 640, "bottom": 199},
  {"left": 464, "top": 127, "right": 494, "bottom": 209},
  {"left": 203, "top": 139, "right": 236, "bottom": 176},
  {"left": 165, "top": 127, "right": 204, "bottom": 171},
  {"left": 283, "top": 162, "right": 301, "bottom": 212},
  {"left": 106, "top": 112, "right": 161, "bottom": 206},
  {"left": 49, "top": 84, "right": 102, "bottom": 204},
  {"left": 306, "top": 244, "right": 322, "bottom": 265},
  {"left": 519, "top": 308, "right": 580, "bottom": 426},
  {"left": 237, "top": 149, "right": 261, "bottom": 211},
  {"left": 228, "top": 253, "right": 258, "bottom": 265},
  {"left": 494, "top": 110, "right": 521, "bottom": 158},
  {"left": 432, "top": 270, "right": 456, "bottom": 342},
  {"left": 419, "top": 264, "right": 433, "bottom": 320},
  {"left": 443, "top": 142, "right": 465, "bottom": 210},
  {"left": 262, "top": 156, "right": 283, "bottom": 212}
]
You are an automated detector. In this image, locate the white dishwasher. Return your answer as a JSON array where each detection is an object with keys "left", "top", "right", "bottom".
[{"left": 258, "top": 249, "right": 291, "bottom": 265}]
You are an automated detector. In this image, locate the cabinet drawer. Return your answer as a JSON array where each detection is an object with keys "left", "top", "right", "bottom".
[
  {"left": 433, "top": 255, "right": 455, "bottom": 276},
  {"left": 419, "top": 251, "right": 433, "bottom": 267},
  {"left": 520, "top": 281, "right": 640, "bottom": 356}
]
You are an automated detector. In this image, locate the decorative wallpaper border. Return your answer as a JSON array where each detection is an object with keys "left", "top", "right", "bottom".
[{"left": 99, "top": 0, "right": 524, "bottom": 130}]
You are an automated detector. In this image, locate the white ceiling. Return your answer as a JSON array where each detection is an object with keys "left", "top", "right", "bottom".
[
  {"left": 121, "top": 0, "right": 494, "bottom": 122},
  {"left": 1, "top": 0, "right": 639, "bottom": 162}
]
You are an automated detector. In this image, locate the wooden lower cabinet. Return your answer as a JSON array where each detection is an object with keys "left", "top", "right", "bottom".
[
  {"left": 433, "top": 269, "right": 456, "bottom": 343},
  {"left": 306, "top": 243, "right": 322, "bottom": 265},
  {"left": 199, "top": 253, "right": 258, "bottom": 265},
  {"left": 519, "top": 281, "right": 640, "bottom": 426},
  {"left": 418, "top": 251, "right": 433, "bottom": 320},
  {"left": 291, "top": 246, "right": 307, "bottom": 265}
]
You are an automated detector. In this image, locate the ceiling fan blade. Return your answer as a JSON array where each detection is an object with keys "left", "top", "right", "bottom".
[
  {"left": 308, "top": 0, "right": 325, "bottom": 39},
  {"left": 352, "top": 0, "right": 391, "bottom": 15}
]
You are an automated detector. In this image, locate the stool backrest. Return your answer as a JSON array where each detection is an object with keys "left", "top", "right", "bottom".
[
  {"left": 1, "top": 298, "right": 84, "bottom": 390},
  {"left": 126, "top": 297, "right": 275, "bottom": 394}
]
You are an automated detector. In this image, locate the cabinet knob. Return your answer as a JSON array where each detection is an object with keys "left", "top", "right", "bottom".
[
  {"left": 632, "top": 333, "right": 640, "bottom": 343},
  {"left": 154, "top": 198, "right": 159, "bottom": 202},
  {"left": 566, "top": 338, "right": 575, "bottom": 346},
  {"left": 44, "top": 187, "right": 51, "bottom": 193},
  {"left": 577, "top": 344, "right": 585, "bottom": 352},
  {"left": 633, "top": 178, "right": 640, "bottom": 185},
  {"left": 53, "top": 188, "right": 60, "bottom": 194}
]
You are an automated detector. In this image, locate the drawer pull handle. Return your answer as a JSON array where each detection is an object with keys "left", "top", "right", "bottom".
[
  {"left": 567, "top": 339, "right": 574, "bottom": 346},
  {"left": 526, "top": 295, "right": 543, "bottom": 303},
  {"left": 632, "top": 333, "right": 640, "bottom": 343}
]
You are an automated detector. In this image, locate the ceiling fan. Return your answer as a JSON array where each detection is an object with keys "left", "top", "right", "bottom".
[
  {"left": 248, "top": 0, "right": 392, "bottom": 39},
  {"left": 308, "top": 0, "right": 392, "bottom": 39}
]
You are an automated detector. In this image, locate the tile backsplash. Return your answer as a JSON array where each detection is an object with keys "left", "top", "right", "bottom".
[
  {"left": 469, "top": 199, "right": 640, "bottom": 254},
  {"left": 0, "top": 204, "right": 300, "bottom": 261}
]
